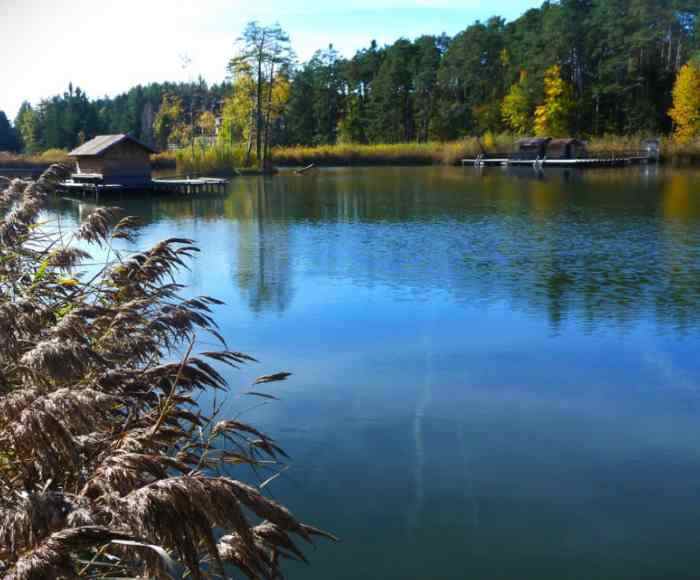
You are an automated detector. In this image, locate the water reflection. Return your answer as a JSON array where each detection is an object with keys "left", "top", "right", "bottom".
[
  {"left": 48, "top": 167, "right": 700, "bottom": 332},
  {"left": 228, "top": 178, "right": 294, "bottom": 314}
]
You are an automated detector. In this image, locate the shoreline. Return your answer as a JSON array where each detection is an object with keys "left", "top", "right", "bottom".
[{"left": 4, "top": 141, "right": 700, "bottom": 177}]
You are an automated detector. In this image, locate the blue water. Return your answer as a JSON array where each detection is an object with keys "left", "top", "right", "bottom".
[{"left": 49, "top": 166, "right": 700, "bottom": 579}]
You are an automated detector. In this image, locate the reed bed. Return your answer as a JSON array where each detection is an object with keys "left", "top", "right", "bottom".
[
  {"left": 0, "top": 166, "right": 334, "bottom": 578},
  {"left": 271, "top": 136, "right": 515, "bottom": 167},
  {"left": 0, "top": 150, "right": 70, "bottom": 170},
  {"left": 171, "top": 144, "right": 255, "bottom": 175}
]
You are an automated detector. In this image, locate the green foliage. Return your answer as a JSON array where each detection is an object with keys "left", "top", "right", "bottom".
[
  {"left": 175, "top": 142, "right": 255, "bottom": 173},
  {"left": 153, "top": 93, "right": 185, "bottom": 149},
  {"left": 502, "top": 71, "right": 533, "bottom": 134},
  {"left": 0, "top": 111, "right": 20, "bottom": 152}
]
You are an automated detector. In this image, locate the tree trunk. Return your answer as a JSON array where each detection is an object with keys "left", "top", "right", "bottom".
[
  {"left": 263, "top": 62, "right": 275, "bottom": 168},
  {"left": 255, "top": 32, "right": 266, "bottom": 167}
]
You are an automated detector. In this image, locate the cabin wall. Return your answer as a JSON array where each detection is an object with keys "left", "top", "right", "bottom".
[{"left": 74, "top": 140, "right": 152, "bottom": 186}]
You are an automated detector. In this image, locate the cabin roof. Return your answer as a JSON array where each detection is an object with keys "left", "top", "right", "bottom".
[
  {"left": 69, "top": 134, "right": 156, "bottom": 157},
  {"left": 548, "top": 138, "right": 586, "bottom": 146},
  {"left": 516, "top": 137, "right": 551, "bottom": 147}
]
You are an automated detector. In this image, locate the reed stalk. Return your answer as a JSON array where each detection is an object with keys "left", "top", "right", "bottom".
[{"left": 0, "top": 165, "right": 334, "bottom": 578}]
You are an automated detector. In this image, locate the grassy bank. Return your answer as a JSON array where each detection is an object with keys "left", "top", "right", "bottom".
[
  {"left": 6, "top": 135, "right": 700, "bottom": 177},
  {"left": 0, "top": 149, "right": 70, "bottom": 170},
  {"left": 271, "top": 137, "right": 515, "bottom": 167}
]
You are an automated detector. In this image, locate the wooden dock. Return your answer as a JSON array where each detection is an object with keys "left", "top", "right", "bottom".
[
  {"left": 461, "top": 153, "right": 651, "bottom": 168},
  {"left": 58, "top": 176, "right": 228, "bottom": 197},
  {"left": 151, "top": 177, "right": 228, "bottom": 194}
]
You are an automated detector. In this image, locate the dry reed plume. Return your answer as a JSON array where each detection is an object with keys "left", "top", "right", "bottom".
[{"left": 0, "top": 165, "right": 335, "bottom": 578}]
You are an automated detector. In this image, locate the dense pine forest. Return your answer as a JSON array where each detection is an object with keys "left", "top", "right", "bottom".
[{"left": 3, "top": 0, "right": 700, "bottom": 155}]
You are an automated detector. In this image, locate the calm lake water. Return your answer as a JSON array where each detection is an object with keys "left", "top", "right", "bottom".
[{"left": 48, "top": 166, "right": 700, "bottom": 579}]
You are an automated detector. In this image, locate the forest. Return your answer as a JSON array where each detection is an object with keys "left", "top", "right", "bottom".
[{"left": 2, "top": 0, "right": 700, "bottom": 156}]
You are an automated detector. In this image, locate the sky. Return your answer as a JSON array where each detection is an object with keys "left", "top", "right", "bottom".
[{"left": 0, "top": 0, "right": 542, "bottom": 122}]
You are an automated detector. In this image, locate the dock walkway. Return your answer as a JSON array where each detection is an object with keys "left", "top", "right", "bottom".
[
  {"left": 461, "top": 153, "right": 651, "bottom": 168},
  {"left": 58, "top": 176, "right": 228, "bottom": 196}
]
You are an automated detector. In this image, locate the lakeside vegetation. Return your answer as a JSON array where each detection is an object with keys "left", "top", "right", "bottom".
[
  {"left": 6, "top": 134, "right": 700, "bottom": 176},
  {"left": 0, "top": 165, "right": 334, "bottom": 577}
]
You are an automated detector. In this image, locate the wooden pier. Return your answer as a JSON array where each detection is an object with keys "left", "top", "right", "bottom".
[
  {"left": 461, "top": 154, "right": 651, "bottom": 168},
  {"left": 58, "top": 176, "right": 228, "bottom": 197},
  {"left": 151, "top": 177, "right": 228, "bottom": 194}
]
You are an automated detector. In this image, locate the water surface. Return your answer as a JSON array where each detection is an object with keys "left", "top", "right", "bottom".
[{"left": 49, "top": 166, "right": 700, "bottom": 579}]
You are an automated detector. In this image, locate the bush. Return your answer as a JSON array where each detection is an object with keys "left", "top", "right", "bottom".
[{"left": 0, "top": 166, "right": 333, "bottom": 578}]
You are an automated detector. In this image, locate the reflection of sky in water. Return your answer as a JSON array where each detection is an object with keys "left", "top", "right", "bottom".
[{"left": 46, "top": 167, "right": 700, "bottom": 579}]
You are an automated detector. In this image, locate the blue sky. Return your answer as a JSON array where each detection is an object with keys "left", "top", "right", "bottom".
[{"left": 0, "top": 0, "right": 542, "bottom": 121}]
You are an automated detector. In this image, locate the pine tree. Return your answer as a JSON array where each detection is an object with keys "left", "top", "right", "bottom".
[{"left": 668, "top": 61, "right": 700, "bottom": 144}]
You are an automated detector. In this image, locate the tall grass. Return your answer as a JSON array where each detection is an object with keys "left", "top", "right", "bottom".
[
  {"left": 0, "top": 149, "right": 70, "bottom": 169},
  {"left": 0, "top": 166, "right": 334, "bottom": 578},
  {"left": 172, "top": 143, "right": 255, "bottom": 175},
  {"left": 272, "top": 136, "right": 515, "bottom": 167}
]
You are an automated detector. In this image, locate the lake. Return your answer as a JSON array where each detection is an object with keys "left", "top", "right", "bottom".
[{"left": 48, "top": 166, "right": 700, "bottom": 579}]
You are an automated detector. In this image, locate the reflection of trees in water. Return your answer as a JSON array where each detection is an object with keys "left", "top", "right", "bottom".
[
  {"left": 47, "top": 167, "right": 700, "bottom": 329},
  {"left": 219, "top": 167, "right": 700, "bottom": 333},
  {"left": 226, "top": 178, "right": 294, "bottom": 315}
]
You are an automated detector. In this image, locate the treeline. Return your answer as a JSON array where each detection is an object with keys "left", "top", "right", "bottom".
[
  {"left": 6, "top": 81, "right": 230, "bottom": 154},
  {"left": 282, "top": 0, "right": 700, "bottom": 144},
  {"left": 3, "top": 0, "right": 700, "bottom": 155}
]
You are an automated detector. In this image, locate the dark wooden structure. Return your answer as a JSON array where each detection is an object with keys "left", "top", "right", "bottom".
[
  {"left": 69, "top": 134, "right": 156, "bottom": 187},
  {"left": 462, "top": 136, "right": 652, "bottom": 168},
  {"left": 512, "top": 138, "right": 551, "bottom": 160},
  {"left": 546, "top": 138, "right": 587, "bottom": 159}
]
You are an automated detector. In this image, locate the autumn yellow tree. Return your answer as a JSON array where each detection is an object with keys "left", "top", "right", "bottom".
[
  {"left": 668, "top": 61, "right": 700, "bottom": 144},
  {"left": 534, "top": 65, "right": 574, "bottom": 137},
  {"left": 153, "top": 94, "right": 185, "bottom": 149},
  {"left": 502, "top": 70, "right": 532, "bottom": 134},
  {"left": 197, "top": 110, "right": 217, "bottom": 140}
]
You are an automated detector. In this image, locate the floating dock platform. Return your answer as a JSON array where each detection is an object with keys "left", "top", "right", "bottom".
[
  {"left": 58, "top": 176, "right": 228, "bottom": 197},
  {"left": 462, "top": 153, "right": 652, "bottom": 168}
]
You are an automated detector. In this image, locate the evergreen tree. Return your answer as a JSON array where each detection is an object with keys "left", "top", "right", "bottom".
[{"left": 0, "top": 111, "right": 19, "bottom": 152}]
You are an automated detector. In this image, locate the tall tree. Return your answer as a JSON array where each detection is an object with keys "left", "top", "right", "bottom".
[
  {"left": 669, "top": 60, "right": 700, "bottom": 142},
  {"left": 0, "top": 111, "right": 19, "bottom": 152},
  {"left": 502, "top": 70, "right": 533, "bottom": 134},
  {"left": 534, "top": 64, "right": 574, "bottom": 136},
  {"left": 228, "top": 22, "right": 293, "bottom": 166}
]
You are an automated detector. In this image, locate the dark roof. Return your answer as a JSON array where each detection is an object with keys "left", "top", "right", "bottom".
[
  {"left": 516, "top": 137, "right": 551, "bottom": 147},
  {"left": 548, "top": 138, "right": 586, "bottom": 146},
  {"left": 69, "top": 134, "right": 156, "bottom": 156}
]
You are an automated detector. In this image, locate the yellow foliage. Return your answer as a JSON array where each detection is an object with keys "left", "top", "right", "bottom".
[
  {"left": 197, "top": 111, "right": 217, "bottom": 136},
  {"left": 57, "top": 277, "right": 79, "bottom": 287},
  {"left": 668, "top": 62, "right": 700, "bottom": 144},
  {"left": 219, "top": 73, "right": 256, "bottom": 145},
  {"left": 534, "top": 65, "right": 573, "bottom": 137},
  {"left": 501, "top": 73, "right": 531, "bottom": 135}
]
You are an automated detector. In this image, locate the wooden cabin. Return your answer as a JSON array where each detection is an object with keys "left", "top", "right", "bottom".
[
  {"left": 69, "top": 134, "right": 156, "bottom": 187},
  {"left": 512, "top": 137, "right": 550, "bottom": 160},
  {"left": 546, "top": 138, "right": 587, "bottom": 159}
]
